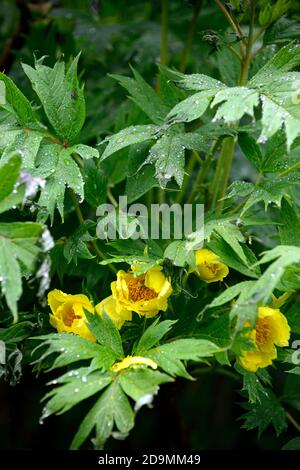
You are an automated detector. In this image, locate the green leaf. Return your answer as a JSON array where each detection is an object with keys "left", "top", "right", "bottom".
[
  {"left": 249, "top": 41, "right": 300, "bottom": 84},
  {"left": 119, "top": 368, "right": 173, "bottom": 401},
  {"left": 214, "top": 222, "right": 248, "bottom": 265},
  {"left": 145, "top": 339, "right": 220, "bottom": 379},
  {"left": 238, "top": 132, "right": 263, "bottom": 170},
  {"left": 32, "top": 333, "right": 117, "bottom": 371},
  {"left": 126, "top": 164, "right": 159, "bottom": 203},
  {"left": 0, "top": 222, "right": 42, "bottom": 320},
  {"left": 71, "top": 144, "right": 99, "bottom": 160},
  {"left": 23, "top": 55, "right": 85, "bottom": 143},
  {"left": 247, "top": 245, "right": 300, "bottom": 304},
  {"left": 83, "top": 160, "right": 107, "bottom": 208},
  {"left": 0, "top": 72, "right": 38, "bottom": 126},
  {"left": 241, "top": 369, "right": 270, "bottom": 404},
  {"left": 240, "top": 179, "right": 294, "bottom": 215},
  {"left": 134, "top": 318, "right": 177, "bottom": 354},
  {"left": 146, "top": 134, "right": 185, "bottom": 188},
  {"left": 264, "top": 18, "right": 300, "bottom": 45},
  {"left": 0, "top": 321, "right": 35, "bottom": 343},
  {"left": 0, "top": 153, "right": 22, "bottom": 201},
  {"left": 166, "top": 91, "right": 213, "bottom": 123},
  {"left": 282, "top": 438, "right": 300, "bottom": 450},
  {"left": 63, "top": 220, "right": 95, "bottom": 264},
  {"left": 207, "top": 281, "right": 256, "bottom": 309},
  {"left": 37, "top": 145, "right": 84, "bottom": 223},
  {"left": 85, "top": 312, "right": 124, "bottom": 360},
  {"left": 207, "top": 236, "right": 260, "bottom": 279},
  {"left": 173, "top": 73, "right": 224, "bottom": 92},
  {"left": 111, "top": 69, "right": 169, "bottom": 124},
  {"left": 279, "top": 199, "right": 300, "bottom": 247},
  {"left": 71, "top": 381, "right": 134, "bottom": 449},
  {"left": 211, "top": 87, "right": 259, "bottom": 123},
  {"left": 241, "top": 390, "right": 287, "bottom": 436},
  {"left": 100, "top": 125, "right": 158, "bottom": 161},
  {"left": 164, "top": 241, "right": 195, "bottom": 267},
  {"left": 43, "top": 368, "right": 113, "bottom": 415}
]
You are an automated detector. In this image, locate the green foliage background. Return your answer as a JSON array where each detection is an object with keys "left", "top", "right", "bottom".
[{"left": 1, "top": 0, "right": 300, "bottom": 450}]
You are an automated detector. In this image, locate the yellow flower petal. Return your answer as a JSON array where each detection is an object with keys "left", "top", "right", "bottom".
[
  {"left": 238, "top": 305, "right": 290, "bottom": 372},
  {"left": 111, "top": 267, "right": 172, "bottom": 318},
  {"left": 111, "top": 355, "right": 157, "bottom": 373},
  {"left": 145, "top": 268, "right": 166, "bottom": 293},
  {"left": 95, "top": 296, "right": 132, "bottom": 329},
  {"left": 47, "top": 289, "right": 96, "bottom": 341},
  {"left": 194, "top": 249, "right": 229, "bottom": 283}
]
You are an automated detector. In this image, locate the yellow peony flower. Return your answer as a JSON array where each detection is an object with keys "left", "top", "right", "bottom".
[
  {"left": 238, "top": 306, "right": 291, "bottom": 372},
  {"left": 95, "top": 295, "right": 132, "bottom": 329},
  {"left": 48, "top": 289, "right": 95, "bottom": 341},
  {"left": 194, "top": 248, "right": 229, "bottom": 283},
  {"left": 111, "top": 265, "right": 172, "bottom": 318}
]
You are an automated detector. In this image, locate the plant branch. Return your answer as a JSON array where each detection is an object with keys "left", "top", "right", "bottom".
[
  {"left": 187, "top": 139, "right": 221, "bottom": 204},
  {"left": 160, "top": 0, "right": 169, "bottom": 66},
  {"left": 179, "top": 0, "right": 202, "bottom": 73},
  {"left": 70, "top": 190, "right": 117, "bottom": 274},
  {"left": 213, "top": 0, "right": 245, "bottom": 55},
  {"left": 287, "top": 412, "right": 300, "bottom": 434}
]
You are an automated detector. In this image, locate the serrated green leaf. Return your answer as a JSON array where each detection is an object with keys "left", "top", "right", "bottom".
[
  {"left": 146, "top": 134, "right": 185, "bottom": 188},
  {"left": 238, "top": 132, "right": 263, "bottom": 170},
  {"left": 145, "top": 338, "right": 220, "bottom": 379},
  {"left": 44, "top": 368, "right": 112, "bottom": 415},
  {"left": 63, "top": 220, "right": 95, "bottom": 264},
  {"left": 241, "top": 390, "right": 287, "bottom": 436},
  {"left": 0, "top": 72, "right": 38, "bottom": 126},
  {"left": 166, "top": 91, "right": 213, "bottom": 123},
  {"left": 111, "top": 69, "right": 169, "bottom": 124},
  {"left": 164, "top": 240, "right": 195, "bottom": 267},
  {"left": 247, "top": 245, "right": 300, "bottom": 304},
  {"left": 0, "top": 153, "right": 22, "bottom": 201},
  {"left": 23, "top": 55, "right": 85, "bottom": 143},
  {"left": 212, "top": 87, "right": 259, "bottom": 123},
  {"left": 85, "top": 312, "right": 124, "bottom": 360},
  {"left": 119, "top": 368, "right": 173, "bottom": 401},
  {"left": 100, "top": 124, "right": 158, "bottom": 161},
  {"left": 134, "top": 318, "right": 177, "bottom": 354},
  {"left": 37, "top": 145, "right": 84, "bottom": 223},
  {"left": 208, "top": 281, "right": 256, "bottom": 309},
  {"left": 32, "top": 333, "right": 117, "bottom": 370},
  {"left": 71, "top": 144, "right": 99, "bottom": 160},
  {"left": 70, "top": 381, "right": 134, "bottom": 449},
  {"left": 282, "top": 437, "right": 300, "bottom": 450},
  {"left": 0, "top": 222, "right": 42, "bottom": 320}
]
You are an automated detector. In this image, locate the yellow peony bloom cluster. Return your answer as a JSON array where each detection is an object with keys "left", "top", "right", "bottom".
[
  {"left": 48, "top": 265, "right": 173, "bottom": 340},
  {"left": 238, "top": 306, "right": 291, "bottom": 372}
]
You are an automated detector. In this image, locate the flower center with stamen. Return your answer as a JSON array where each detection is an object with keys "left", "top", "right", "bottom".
[
  {"left": 127, "top": 276, "right": 157, "bottom": 302},
  {"left": 204, "top": 261, "right": 219, "bottom": 275},
  {"left": 62, "top": 308, "right": 81, "bottom": 327},
  {"left": 255, "top": 317, "right": 271, "bottom": 348}
]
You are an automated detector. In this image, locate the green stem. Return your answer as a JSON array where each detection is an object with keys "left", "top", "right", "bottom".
[
  {"left": 70, "top": 190, "right": 117, "bottom": 274},
  {"left": 213, "top": 0, "right": 245, "bottom": 55},
  {"left": 287, "top": 412, "right": 300, "bottom": 434},
  {"left": 160, "top": 0, "right": 169, "bottom": 66},
  {"left": 279, "top": 161, "right": 300, "bottom": 177},
  {"left": 215, "top": 136, "right": 236, "bottom": 213},
  {"left": 179, "top": 0, "right": 202, "bottom": 73},
  {"left": 239, "top": 1, "right": 255, "bottom": 86},
  {"left": 155, "top": 0, "right": 169, "bottom": 204},
  {"left": 187, "top": 140, "right": 221, "bottom": 204},
  {"left": 176, "top": 150, "right": 198, "bottom": 203}
]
